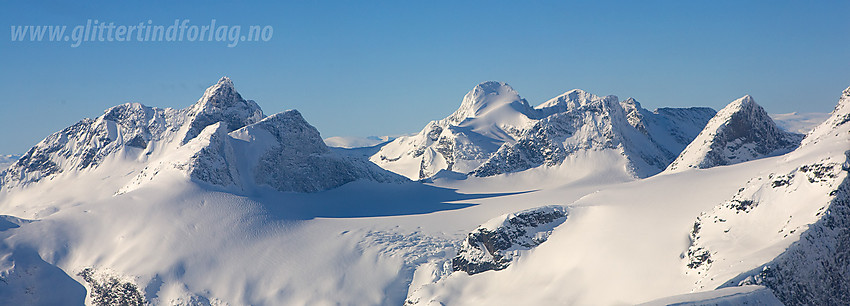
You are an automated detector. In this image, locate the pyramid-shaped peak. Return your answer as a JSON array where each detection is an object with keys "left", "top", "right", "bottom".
[
  {"left": 183, "top": 77, "right": 264, "bottom": 143},
  {"left": 217, "top": 76, "right": 234, "bottom": 86},
  {"left": 194, "top": 76, "right": 252, "bottom": 111},
  {"left": 732, "top": 94, "right": 755, "bottom": 106},
  {"left": 666, "top": 95, "right": 802, "bottom": 172},
  {"left": 713, "top": 95, "right": 764, "bottom": 120}
]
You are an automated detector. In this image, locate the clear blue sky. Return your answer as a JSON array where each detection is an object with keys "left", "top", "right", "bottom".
[{"left": 1, "top": 1, "right": 848, "bottom": 154}]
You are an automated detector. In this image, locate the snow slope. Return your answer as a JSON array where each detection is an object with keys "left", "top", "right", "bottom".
[
  {"left": 667, "top": 95, "right": 803, "bottom": 172},
  {"left": 771, "top": 112, "right": 830, "bottom": 134},
  {"left": 0, "top": 81, "right": 845, "bottom": 306},
  {"left": 406, "top": 86, "right": 848, "bottom": 306},
  {"left": 638, "top": 285, "right": 782, "bottom": 306},
  {"left": 324, "top": 135, "right": 396, "bottom": 148},
  {"left": 684, "top": 85, "right": 850, "bottom": 305}
]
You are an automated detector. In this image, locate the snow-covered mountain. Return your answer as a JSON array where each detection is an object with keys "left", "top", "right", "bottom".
[
  {"left": 371, "top": 81, "right": 538, "bottom": 180},
  {"left": 667, "top": 95, "right": 803, "bottom": 172},
  {"left": 0, "top": 79, "right": 844, "bottom": 306},
  {"left": 473, "top": 93, "right": 715, "bottom": 178},
  {"left": 685, "top": 86, "right": 850, "bottom": 305},
  {"left": 1, "top": 77, "right": 403, "bottom": 194},
  {"left": 373, "top": 82, "right": 716, "bottom": 180}
]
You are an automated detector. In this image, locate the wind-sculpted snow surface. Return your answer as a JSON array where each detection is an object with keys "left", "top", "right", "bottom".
[
  {"left": 667, "top": 95, "right": 803, "bottom": 172},
  {"left": 2, "top": 77, "right": 403, "bottom": 194}
]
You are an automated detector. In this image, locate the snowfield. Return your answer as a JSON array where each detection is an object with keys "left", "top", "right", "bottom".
[{"left": 0, "top": 78, "right": 847, "bottom": 305}]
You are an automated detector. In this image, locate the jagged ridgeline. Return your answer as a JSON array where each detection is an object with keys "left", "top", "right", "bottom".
[
  {"left": 0, "top": 77, "right": 405, "bottom": 193},
  {"left": 372, "top": 81, "right": 717, "bottom": 180}
]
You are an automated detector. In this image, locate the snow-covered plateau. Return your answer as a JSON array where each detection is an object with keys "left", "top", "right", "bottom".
[{"left": 0, "top": 78, "right": 847, "bottom": 305}]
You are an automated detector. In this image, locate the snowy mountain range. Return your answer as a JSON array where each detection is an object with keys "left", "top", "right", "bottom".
[
  {"left": 0, "top": 78, "right": 847, "bottom": 305},
  {"left": 1, "top": 77, "right": 403, "bottom": 194},
  {"left": 371, "top": 82, "right": 716, "bottom": 180}
]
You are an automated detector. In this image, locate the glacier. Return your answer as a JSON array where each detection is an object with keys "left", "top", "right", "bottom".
[{"left": 0, "top": 79, "right": 847, "bottom": 305}]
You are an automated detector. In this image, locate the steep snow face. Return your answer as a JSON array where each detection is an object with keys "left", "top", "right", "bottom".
[
  {"left": 371, "top": 81, "right": 538, "bottom": 180},
  {"left": 801, "top": 85, "right": 850, "bottom": 146},
  {"left": 0, "top": 103, "right": 184, "bottom": 189},
  {"left": 3, "top": 77, "right": 402, "bottom": 195},
  {"left": 684, "top": 86, "right": 850, "bottom": 305},
  {"left": 667, "top": 95, "right": 803, "bottom": 172},
  {"left": 234, "top": 110, "right": 404, "bottom": 193},
  {"left": 473, "top": 95, "right": 714, "bottom": 178},
  {"left": 622, "top": 98, "right": 718, "bottom": 158}
]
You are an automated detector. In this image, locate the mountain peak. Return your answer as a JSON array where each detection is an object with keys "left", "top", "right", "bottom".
[
  {"left": 731, "top": 94, "right": 755, "bottom": 107},
  {"left": 621, "top": 97, "right": 642, "bottom": 109},
  {"left": 196, "top": 76, "right": 245, "bottom": 110},
  {"left": 217, "top": 76, "right": 233, "bottom": 87},
  {"left": 535, "top": 89, "right": 609, "bottom": 115},
  {"left": 473, "top": 81, "right": 512, "bottom": 95},
  {"left": 667, "top": 95, "right": 802, "bottom": 172},
  {"left": 445, "top": 81, "right": 531, "bottom": 125},
  {"left": 183, "top": 77, "right": 264, "bottom": 143}
]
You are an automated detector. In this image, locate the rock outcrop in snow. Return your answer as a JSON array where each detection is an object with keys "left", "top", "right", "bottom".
[
  {"left": 1, "top": 77, "right": 404, "bottom": 194},
  {"left": 452, "top": 205, "right": 567, "bottom": 275},
  {"left": 667, "top": 95, "right": 803, "bottom": 172},
  {"left": 685, "top": 86, "right": 850, "bottom": 305}
]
